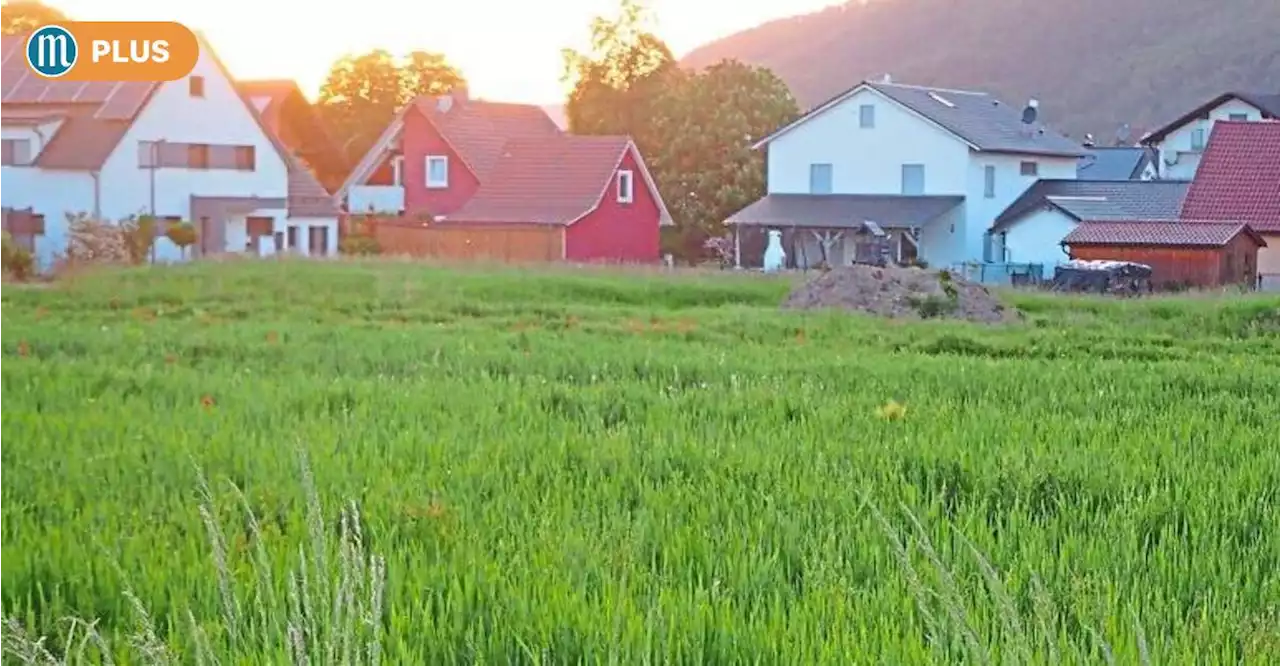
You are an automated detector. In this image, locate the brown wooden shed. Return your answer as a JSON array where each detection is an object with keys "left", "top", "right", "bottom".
[{"left": 1062, "top": 219, "right": 1267, "bottom": 289}]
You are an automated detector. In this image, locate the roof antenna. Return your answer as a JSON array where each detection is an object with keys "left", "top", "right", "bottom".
[
  {"left": 1021, "top": 99, "right": 1039, "bottom": 125},
  {"left": 1020, "top": 99, "right": 1038, "bottom": 138}
]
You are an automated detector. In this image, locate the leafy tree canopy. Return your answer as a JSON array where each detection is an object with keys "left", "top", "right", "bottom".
[
  {"left": 317, "top": 49, "right": 466, "bottom": 163},
  {"left": 2, "top": 0, "right": 68, "bottom": 35}
]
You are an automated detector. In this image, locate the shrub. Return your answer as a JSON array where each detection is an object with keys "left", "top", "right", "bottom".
[
  {"left": 340, "top": 232, "right": 381, "bottom": 256},
  {"left": 911, "top": 294, "right": 958, "bottom": 319},
  {"left": 119, "top": 215, "right": 158, "bottom": 264},
  {"left": 65, "top": 213, "right": 130, "bottom": 265},
  {"left": 165, "top": 222, "right": 198, "bottom": 259},
  {"left": 1, "top": 231, "right": 35, "bottom": 280}
]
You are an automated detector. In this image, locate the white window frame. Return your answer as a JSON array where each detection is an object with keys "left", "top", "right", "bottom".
[
  {"left": 1227, "top": 113, "right": 1249, "bottom": 122},
  {"left": 3, "top": 137, "right": 34, "bottom": 166},
  {"left": 1019, "top": 161, "right": 1039, "bottom": 177},
  {"left": 391, "top": 155, "right": 404, "bottom": 186},
  {"left": 859, "top": 104, "right": 875, "bottom": 129},
  {"left": 1190, "top": 128, "right": 1206, "bottom": 151},
  {"left": 425, "top": 155, "right": 448, "bottom": 188},
  {"left": 983, "top": 165, "right": 996, "bottom": 198},
  {"left": 616, "top": 169, "right": 634, "bottom": 203}
]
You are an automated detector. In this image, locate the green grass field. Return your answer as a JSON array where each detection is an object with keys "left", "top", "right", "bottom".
[{"left": 3, "top": 261, "right": 1279, "bottom": 664}]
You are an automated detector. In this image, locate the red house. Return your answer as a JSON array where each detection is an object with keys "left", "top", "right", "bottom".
[
  {"left": 338, "top": 89, "right": 672, "bottom": 263},
  {"left": 1179, "top": 120, "right": 1280, "bottom": 289}
]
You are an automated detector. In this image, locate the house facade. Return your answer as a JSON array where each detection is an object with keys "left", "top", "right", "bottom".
[
  {"left": 728, "top": 80, "right": 1085, "bottom": 269},
  {"left": 1140, "top": 92, "right": 1280, "bottom": 180},
  {"left": 1179, "top": 120, "right": 1280, "bottom": 290},
  {"left": 0, "top": 34, "right": 338, "bottom": 270},
  {"left": 989, "top": 180, "right": 1190, "bottom": 276},
  {"left": 338, "top": 91, "right": 672, "bottom": 263}
]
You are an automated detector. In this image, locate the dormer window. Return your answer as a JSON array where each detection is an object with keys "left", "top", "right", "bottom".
[
  {"left": 616, "top": 169, "right": 634, "bottom": 203},
  {"left": 1, "top": 138, "right": 33, "bottom": 166},
  {"left": 426, "top": 155, "right": 448, "bottom": 188}
]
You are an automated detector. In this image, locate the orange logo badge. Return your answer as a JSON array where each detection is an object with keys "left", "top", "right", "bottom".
[{"left": 25, "top": 22, "right": 198, "bottom": 81}]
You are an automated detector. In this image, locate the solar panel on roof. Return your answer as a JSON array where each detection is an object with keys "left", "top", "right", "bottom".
[
  {"left": 95, "top": 82, "right": 154, "bottom": 120},
  {"left": 0, "top": 37, "right": 22, "bottom": 66},
  {"left": 40, "top": 80, "right": 90, "bottom": 104},
  {"left": 75, "top": 81, "right": 119, "bottom": 103},
  {"left": 7, "top": 76, "right": 51, "bottom": 103},
  {"left": 0, "top": 75, "right": 21, "bottom": 101}
]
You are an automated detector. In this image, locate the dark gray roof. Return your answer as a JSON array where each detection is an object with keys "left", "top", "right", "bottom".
[
  {"left": 753, "top": 80, "right": 1088, "bottom": 158},
  {"left": 991, "top": 180, "right": 1191, "bottom": 231},
  {"left": 1077, "top": 147, "right": 1154, "bottom": 180},
  {"left": 864, "top": 82, "right": 1087, "bottom": 158},
  {"left": 725, "top": 194, "right": 964, "bottom": 229},
  {"left": 1140, "top": 91, "right": 1280, "bottom": 145}
]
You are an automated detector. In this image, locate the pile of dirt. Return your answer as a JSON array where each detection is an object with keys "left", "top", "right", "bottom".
[{"left": 782, "top": 265, "right": 1019, "bottom": 324}]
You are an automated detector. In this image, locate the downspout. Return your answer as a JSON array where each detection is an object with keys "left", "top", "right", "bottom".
[{"left": 90, "top": 170, "right": 102, "bottom": 219}]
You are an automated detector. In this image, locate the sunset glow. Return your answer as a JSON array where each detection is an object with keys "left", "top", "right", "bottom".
[{"left": 48, "top": 0, "right": 843, "bottom": 103}]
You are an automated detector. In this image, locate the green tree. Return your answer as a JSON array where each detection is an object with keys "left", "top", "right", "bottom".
[
  {"left": 1, "top": 0, "right": 66, "bottom": 35},
  {"left": 317, "top": 49, "right": 466, "bottom": 164},
  {"left": 402, "top": 51, "right": 466, "bottom": 98},
  {"left": 561, "top": 0, "right": 678, "bottom": 150},
  {"left": 650, "top": 60, "right": 799, "bottom": 256}
]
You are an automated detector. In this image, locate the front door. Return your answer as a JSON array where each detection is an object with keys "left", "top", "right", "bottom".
[{"left": 245, "top": 216, "right": 274, "bottom": 256}]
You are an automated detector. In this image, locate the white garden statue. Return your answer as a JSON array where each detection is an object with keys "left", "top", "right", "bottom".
[{"left": 762, "top": 229, "right": 786, "bottom": 272}]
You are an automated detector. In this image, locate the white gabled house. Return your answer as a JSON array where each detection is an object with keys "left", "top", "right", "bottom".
[
  {"left": 1139, "top": 91, "right": 1280, "bottom": 180},
  {"left": 0, "top": 33, "right": 339, "bottom": 270},
  {"left": 726, "top": 79, "right": 1087, "bottom": 269}
]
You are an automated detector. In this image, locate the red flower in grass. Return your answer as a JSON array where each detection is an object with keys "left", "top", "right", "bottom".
[
  {"left": 17, "top": 340, "right": 30, "bottom": 357},
  {"left": 200, "top": 394, "right": 216, "bottom": 410}
]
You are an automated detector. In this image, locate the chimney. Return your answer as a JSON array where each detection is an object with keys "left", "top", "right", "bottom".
[{"left": 881, "top": 73, "right": 892, "bottom": 84}]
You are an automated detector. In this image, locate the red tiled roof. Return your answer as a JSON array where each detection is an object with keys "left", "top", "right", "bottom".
[
  {"left": 1063, "top": 220, "right": 1266, "bottom": 247},
  {"left": 1179, "top": 120, "right": 1280, "bottom": 233},
  {"left": 413, "top": 96, "right": 562, "bottom": 180},
  {"left": 342, "top": 94, "right": 671, "bottom": 225},
  {"left": 444, "top": 135, "right": 631, "bottom": 225},
  {"left": 236, "top": 81, "right": 341, "bottom": 214}
]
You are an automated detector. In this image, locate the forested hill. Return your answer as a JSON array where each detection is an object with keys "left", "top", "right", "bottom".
[{"left": 681, "top": 0, "right": 1280, "bottom": 141}]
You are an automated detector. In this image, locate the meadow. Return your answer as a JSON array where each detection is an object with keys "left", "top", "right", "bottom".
[{"left": 2, "top": 260, "right": 1278, "bottom": 664}]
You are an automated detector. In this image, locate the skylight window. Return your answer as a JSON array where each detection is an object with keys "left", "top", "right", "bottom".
[{"left": 928, "top": 92, "right": 956, "bottom": 108}]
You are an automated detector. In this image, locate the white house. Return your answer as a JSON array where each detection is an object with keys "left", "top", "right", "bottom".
[
  {"left": 0, "top": 34, "right": 339, "bottom": 271},
  {"left": 725, "top": 79, "right": 1087, "bottom": 269},
  {"left": 1139, "top": 92, "right": 1279, "bottom": 180},
  {"left": 987, "top": 179, "right": 1191, "bottom": 276}
]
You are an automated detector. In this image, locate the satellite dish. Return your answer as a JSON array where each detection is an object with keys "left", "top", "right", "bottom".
[
  {"left": 1083, "top": 133, "right": 1096, "bottom": 147},
  {"left": 1021, "top": 99, "right": 1039, "bottom": 125}
]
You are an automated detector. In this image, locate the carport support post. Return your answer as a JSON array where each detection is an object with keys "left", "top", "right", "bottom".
[{"left": 733, "top": 226, "right": 742, "bottom": 268}]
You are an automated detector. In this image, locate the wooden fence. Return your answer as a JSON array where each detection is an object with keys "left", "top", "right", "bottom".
[{"left": 352, "top": 216, "right": 565, "bottom": 263}]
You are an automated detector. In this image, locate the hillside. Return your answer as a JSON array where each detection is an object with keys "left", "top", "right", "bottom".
[{"left": 681, "top": 0, "right": 1280, "bottom": 140}]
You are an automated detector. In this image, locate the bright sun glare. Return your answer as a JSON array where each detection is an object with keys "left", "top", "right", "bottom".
[{"left": 45, "top": 0, "right": 843, "bottom": 103}]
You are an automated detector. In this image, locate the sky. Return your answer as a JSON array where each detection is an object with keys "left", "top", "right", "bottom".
[{"left": 49, "top": 0, "right": 842, "bottom": 104}]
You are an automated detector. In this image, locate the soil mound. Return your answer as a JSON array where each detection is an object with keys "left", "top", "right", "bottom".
[{"left": 782, "top": 265, "right": 1019, "bottom": 324}]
